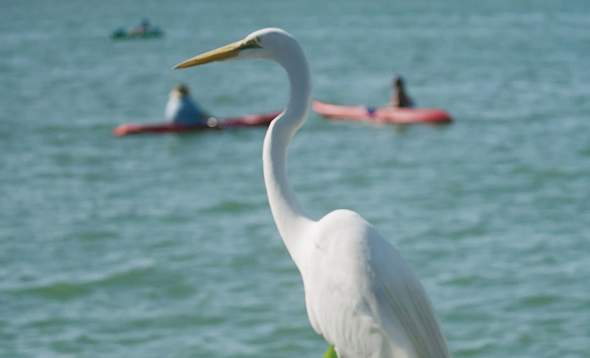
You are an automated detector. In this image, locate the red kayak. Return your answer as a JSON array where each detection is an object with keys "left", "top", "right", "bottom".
[
  {"left": 113, "top": 111, "right": 281, "bottom": 136},
  {"left": 312, "top": 101, "right": 452, "bottom": 125}
]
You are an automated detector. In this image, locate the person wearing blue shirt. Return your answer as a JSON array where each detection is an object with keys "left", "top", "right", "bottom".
[{"left": 165, "top": 84, "right": 211, "bottom": 125}]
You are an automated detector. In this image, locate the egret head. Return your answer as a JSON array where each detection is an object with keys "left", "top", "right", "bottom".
[{"left": 173, "top": 28, "right": 296, "bottom": 69}]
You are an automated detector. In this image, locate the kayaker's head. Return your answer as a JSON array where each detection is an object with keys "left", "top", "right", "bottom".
[
  {"left": 172, "top": 84, "right": 190, "bottom": 97},
  {"left": 393, "top": 75, "right": 405, "bottom": 90}
]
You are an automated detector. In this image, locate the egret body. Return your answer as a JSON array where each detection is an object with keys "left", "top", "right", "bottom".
[{"left": 175, "top": 28, "right": 450, "bottom": 358}]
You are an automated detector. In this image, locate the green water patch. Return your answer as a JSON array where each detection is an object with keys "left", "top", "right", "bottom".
[
  {"left": 516, "top": 293, "right": 559, "bottom": 308},
  {"left": 15, "top": 281, "right": 93, "bottom": 301},
  {"left": 201, "top": 199, "right": 262, "bottom": 215}
]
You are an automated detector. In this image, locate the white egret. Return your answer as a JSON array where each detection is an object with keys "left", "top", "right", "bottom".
[{"left": 175, "top": 28, "right": 450, "bottom": 358}]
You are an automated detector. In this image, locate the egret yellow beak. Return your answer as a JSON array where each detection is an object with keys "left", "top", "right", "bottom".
[{"left": 174, "top": 37, "right": 261, "bottom": 69}]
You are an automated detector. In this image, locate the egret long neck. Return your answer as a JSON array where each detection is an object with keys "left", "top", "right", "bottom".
[{"left": 262, "top": 44, "right": 313, "bottom": 266}]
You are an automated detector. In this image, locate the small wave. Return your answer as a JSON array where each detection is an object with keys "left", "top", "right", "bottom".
[{"left": 4, "top": 259, "right": 155, "bottom": 300}]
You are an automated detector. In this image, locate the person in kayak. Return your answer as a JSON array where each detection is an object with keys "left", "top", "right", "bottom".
[
  {"left": 390, "top": 75, "right": 414, "bottom": 108},
  {"left": 130, "top": 19, "right": 152, "bottom": 35},
  {"left": 165, "top": 84, "right": 211, "bottom": 126}
]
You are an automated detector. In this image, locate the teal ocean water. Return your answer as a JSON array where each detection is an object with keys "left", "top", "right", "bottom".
[{"left": 2, "top": 0, "right": 590, "bottom": 357}]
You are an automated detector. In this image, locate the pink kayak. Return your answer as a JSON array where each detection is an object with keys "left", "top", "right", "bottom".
[
  {"left": 312, "top": 101, "right": 452, "bottom": 125},
  {"left": 113, "top": 111, "right": 281, "bottom": 136}
]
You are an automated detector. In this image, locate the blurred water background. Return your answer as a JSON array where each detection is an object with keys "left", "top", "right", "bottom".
[{"left": 1, "top": 0, "right": 589, "bottom": 357}]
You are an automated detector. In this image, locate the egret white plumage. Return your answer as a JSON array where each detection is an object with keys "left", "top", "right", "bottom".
[{"left": 175, "top": 28, "right": 450, "bottom": 358}]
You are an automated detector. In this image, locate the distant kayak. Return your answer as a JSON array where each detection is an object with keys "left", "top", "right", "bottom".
[
  {"left": 312, "top": 100, "right": 452, "bottom": 125},
  {"left": 111, "top": 28, "right": 163, "bottom": 40},
  {"left": 113, "top": 111, "right": 280, "bottom": 136}
]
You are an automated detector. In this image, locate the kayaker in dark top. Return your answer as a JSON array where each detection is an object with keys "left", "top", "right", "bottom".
[{"left": 390, "top": 75, "right": 414, "bottom": 108}]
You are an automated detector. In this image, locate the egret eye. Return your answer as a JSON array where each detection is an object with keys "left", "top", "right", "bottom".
[{"left": 241, "top": 37, "right": 262, "bottom": 50}]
